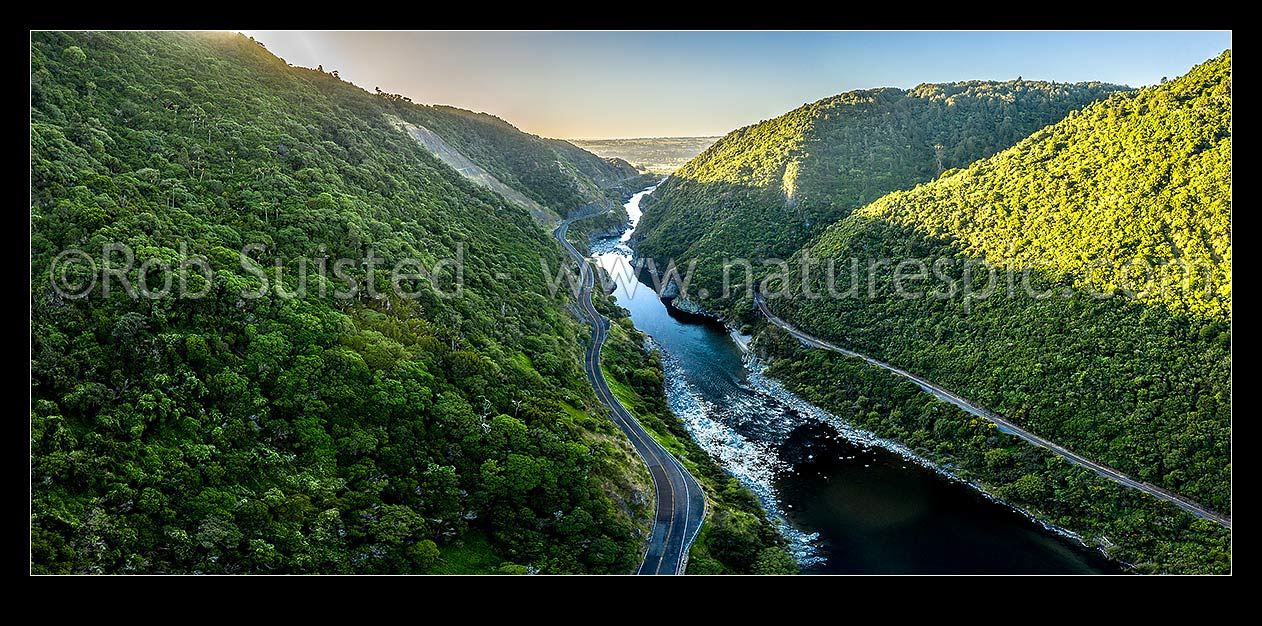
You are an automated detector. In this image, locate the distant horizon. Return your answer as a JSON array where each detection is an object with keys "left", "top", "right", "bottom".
[
  {"left": 243, "top": 31, "right": 1230, "bottom": 138},
  {"left": 564, "top": 135, "right": 724, "bottom": 141}
]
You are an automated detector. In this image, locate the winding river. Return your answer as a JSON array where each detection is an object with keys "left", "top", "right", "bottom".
[{"left": 591, "top": 186, "right": 1119, "bottom": 574}]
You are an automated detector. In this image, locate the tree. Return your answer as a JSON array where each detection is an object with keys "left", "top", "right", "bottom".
[
  {"left": 752, "top": 547, "right": 799, "bottom": 574},
  {"left": 63, "top": 46, "right": 86, "bottom": 65},
  {"left": 1012, "top": 474, "right": 1048, "bottom": 501},
  {"left": 407, "top": 540, "right": 440, "bottom": 570}
]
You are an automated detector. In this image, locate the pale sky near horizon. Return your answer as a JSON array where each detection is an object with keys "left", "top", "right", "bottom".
[{"left": 243, "top": 31, "right": 1231, "bottom": 139}]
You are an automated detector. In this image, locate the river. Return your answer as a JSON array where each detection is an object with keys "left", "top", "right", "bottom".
[{"left": 590, "top": 185, "right": 1120, "bottom": 574}]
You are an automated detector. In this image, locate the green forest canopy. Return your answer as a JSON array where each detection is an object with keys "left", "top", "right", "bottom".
[
  {"left": 31, "top": 31, "right": 653, "bottom": 574},
  {"left": 635, "top": 78, "right": 1129, "bottom": 314},
  {"left": 759, "top": 51, "right": 1231, "bottom": 573},
  {"left": 775, "top": 51, "right": 1231, "bottom": 513}
]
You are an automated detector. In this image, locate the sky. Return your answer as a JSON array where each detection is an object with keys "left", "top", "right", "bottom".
[{"left": 243, "top": 31, "right": 1231, "bottom": 139}]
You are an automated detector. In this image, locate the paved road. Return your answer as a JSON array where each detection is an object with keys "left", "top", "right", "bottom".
[
  {"left": 555, "top": 213, "right": 706, "bottom": 574},
  {"left": 755, "top": 292, "right": 1231, "bottom": 529}
]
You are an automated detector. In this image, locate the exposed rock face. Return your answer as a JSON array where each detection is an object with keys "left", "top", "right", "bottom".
[
  {"left": 387, "top": 115, "right": 555, "bottom": 223},
  {"left": 659, "top": 280, "right": 720, "bottom": 319}
]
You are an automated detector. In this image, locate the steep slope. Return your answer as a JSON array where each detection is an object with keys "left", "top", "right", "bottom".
[
  {"left": 763, "top": 51, "right": 1231, "bottom": 572},
  {"left": 389, "top": 116, "right": 554, "bottom": 222},
  {"left": 636, "top": 80, "right": 1128, "bottom": 314},
  {"left": 30, "top": 31, "right": 647, "bottom": 574},
  {"left": 381, "top": 102, "right": 640, "bottom": 222}
]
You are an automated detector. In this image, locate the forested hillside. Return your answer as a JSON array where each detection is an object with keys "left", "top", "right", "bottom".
[
  {"left": 763, "top": 51, "right": 1231, "bottom": 571},
  {"left": 386, "top": 102, "right": 640, "bottom": 221},
  {"left": 30, "top": 31, "right": 646, "bottom": 574},
  {"left": 636, "top": 80, "right": 1127, "bottom": 314}
]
